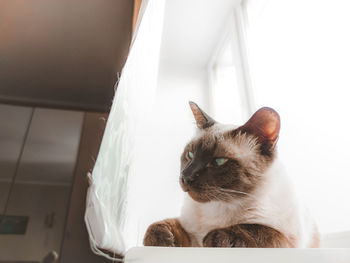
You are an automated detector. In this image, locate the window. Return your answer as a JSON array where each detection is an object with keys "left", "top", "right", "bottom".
[
  {"left": 208, "top": 11, "right": 252, "bottom": 125},
  {"left": 209, "top": 32, "right": 243, "bottom": 124},
  {"left": 241, "top": 0, "right": 350, "bottom": 234}
]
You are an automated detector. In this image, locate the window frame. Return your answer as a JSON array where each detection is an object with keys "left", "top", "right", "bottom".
[{"left": 207, "top": 3, "right": 255, "bottom": 121}]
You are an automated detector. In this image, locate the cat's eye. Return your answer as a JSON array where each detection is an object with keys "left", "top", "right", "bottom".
[
  {"left": 188, "top": 151, "right": 194, "bottom": 159},
  {"left": 215, "top": 158, "right": 228, "bottom": 166}
]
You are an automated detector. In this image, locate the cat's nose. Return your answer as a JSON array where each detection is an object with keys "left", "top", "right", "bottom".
[
  {"left": 181, "top": 173, "right": 198, "bottom": 186},
  {"left": 181, "top": 162, "right": 201, "bottom": 186},
  {"left": 182, "top": 175, "right": 193, "bottom": 185}
]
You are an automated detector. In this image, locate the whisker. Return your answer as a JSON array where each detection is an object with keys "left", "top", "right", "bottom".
[
  {"left": 217, "top": 188, "right": 251, "bottom": 196},
  {"left": 206, "top": 185, "right": 252, "bottom": 197}
]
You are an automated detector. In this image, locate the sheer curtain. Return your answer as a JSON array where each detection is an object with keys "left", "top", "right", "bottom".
[{"left": 85, "top": 0, "right": 166, "bottom": 256}]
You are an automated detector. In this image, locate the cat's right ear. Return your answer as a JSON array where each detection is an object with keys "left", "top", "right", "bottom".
[
  {"left": 239, "top": 107, "right": 280, "bottom": 156},
  {"left": 189, "top": 101, "right": 216, "bottom": 129}
]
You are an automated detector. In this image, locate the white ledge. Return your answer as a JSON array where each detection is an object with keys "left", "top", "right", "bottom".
[{"left": 125, "top": 247, "right": 350, "bottom": 263}]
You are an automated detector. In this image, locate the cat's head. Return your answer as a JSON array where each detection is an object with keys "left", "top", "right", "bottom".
[{"left": 180, "top": 101, "right": 280, "bottom": 203}]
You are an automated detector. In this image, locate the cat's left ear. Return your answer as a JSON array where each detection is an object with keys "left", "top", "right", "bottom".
[
  {"left": 189, "top": 101, "right": 216, "bottom": 129},
  {"left": 240, "top": 107, "right": 280, "bottom": 154}
]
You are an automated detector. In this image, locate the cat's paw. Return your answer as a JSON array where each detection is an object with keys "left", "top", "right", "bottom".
[
  {"left": 143, "top": 222, "right": 176, "bottom": 247},
  {"left": 202, "top": 228, "right": 235, "bottom": 247}
]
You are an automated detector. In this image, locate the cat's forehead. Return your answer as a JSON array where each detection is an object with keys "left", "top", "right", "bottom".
[
  {"left": 197, "top": 123, "right": 238, "bottom": 138},
  {"left": 189, "top": 123, "right": 260, "bottom": 161},
  {"left": 191, "top": 123, "right": 239, "bottom": 149}
]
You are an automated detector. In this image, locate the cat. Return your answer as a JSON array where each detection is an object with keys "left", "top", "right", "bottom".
[{"left": 143, "top": 101, "right": 319, "bottom": 248}]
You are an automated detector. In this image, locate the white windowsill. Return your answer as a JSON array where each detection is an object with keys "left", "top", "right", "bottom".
[{"left": 125, "top": 247, "right": 350, "bottom": 263}]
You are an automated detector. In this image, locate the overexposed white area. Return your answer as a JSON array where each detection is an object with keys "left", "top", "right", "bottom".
[
  {"left": 210, "top": 24, "right": 244, "bottom": 124},
  {"left": 244, "top": 0, "right": 350, "bottom": 234},
  {"left": 125, "top": 64, "right": 208, "bottom": 250}
]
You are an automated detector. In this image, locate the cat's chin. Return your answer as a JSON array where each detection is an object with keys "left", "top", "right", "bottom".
[
  {"left": 179, "top": 178, "right": 190, "bottom": 192},
  {"left": 187, "top": 191, "right": 212, "bottom": 203},
  {"left": 179, "top": 178, "right": 212, "bottom": 202}
]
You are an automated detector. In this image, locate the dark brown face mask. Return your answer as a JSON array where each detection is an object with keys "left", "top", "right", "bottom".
[{"left": 180, "top": 101, "right": 280, "bottom": 203}]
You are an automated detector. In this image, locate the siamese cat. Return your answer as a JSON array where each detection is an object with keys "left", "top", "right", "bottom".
[{"left": 144, "top": 102, "right": 319, "bottom": 248}]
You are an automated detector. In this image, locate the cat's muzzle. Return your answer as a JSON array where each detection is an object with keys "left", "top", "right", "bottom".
[{"left": 180, "top": 173, "right": 199, "bottom": 192}]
